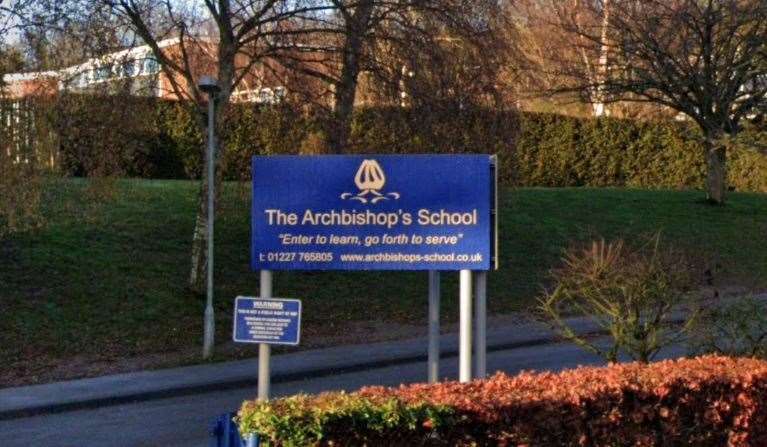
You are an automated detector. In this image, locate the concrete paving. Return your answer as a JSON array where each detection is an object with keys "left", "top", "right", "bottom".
[
  {"left": 0, "top": 312, "right": 613, "bottom": 420},
  {"left": 0, "top": 303, "right": 701, "bottom": 447}
]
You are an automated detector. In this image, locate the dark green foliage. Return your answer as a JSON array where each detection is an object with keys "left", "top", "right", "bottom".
[
  {"left": 153, "top": 101, "right": 202, "bottom": 179},
  {"left": 53, "top": 94, "right": 159, "bottom": 178},
  {"left": 221, "top": 104, "right": 310, "bottom": 180},
  {"left": 346, "top": 107, "right": 518, "bottom": 188},
  {"left": 237, "top": 394, "right": 455, "bottom": 446},
  {"left": 4, "top": 96, "right": 767, "bottom": 191},
  {"left": 513, "top": 113, "right": 707, "bottom": 189}
]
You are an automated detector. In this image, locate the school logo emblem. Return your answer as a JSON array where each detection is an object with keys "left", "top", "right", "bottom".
[{"left": 340, "top": 159, "right": 401, "bottom": 204}]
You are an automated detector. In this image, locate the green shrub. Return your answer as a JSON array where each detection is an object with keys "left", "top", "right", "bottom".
[
  {"left": 623, "top": 121, "right": 706, "bottom": 189},
  {"left": 729, "top": 146, "right": 767, "bottom": 193},
  {"left": 238, "top": 356, "right": 767, "bottom": 446},
  {"left": 237, "top": 393, "right": 454, "bottom": 446},
  {"left": 6, "top": 95, "right": 767, "bottom": 191},
  {"left": 54, "top": 93, "right": 161, "bottom": 177},
  {"left": 156, "top": 101, "right": 202, "bottom": 179},
  {"left": 222, "top": 104, "right": 309, "bottom": 181},
  {"left": 515, "top": 112, "right": 580, "bottom": 186}
]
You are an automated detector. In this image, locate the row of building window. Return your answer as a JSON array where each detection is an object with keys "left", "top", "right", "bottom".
[
  {"left": 231, "top": 86, "right": 287, "bottom": 104},
  {"left": 67, "top": 58, "right": 161, "bottom": 88}
]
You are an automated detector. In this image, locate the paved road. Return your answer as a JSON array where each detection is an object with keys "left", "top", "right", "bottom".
[{"left": 0, "top": 340, "right": 686, "bottom": 447}]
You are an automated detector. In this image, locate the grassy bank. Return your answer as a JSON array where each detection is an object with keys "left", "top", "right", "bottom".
[{"left": 1, "top": 179, "right": 765, "bottom": 385}]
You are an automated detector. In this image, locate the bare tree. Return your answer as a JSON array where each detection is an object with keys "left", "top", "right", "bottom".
[
  {"left": 328, "top": 0, "right": 375, "bottom": 152},
  {"left": 557, "top": 0, "right": 767, "bottom": 204},
  {"left": 592, "top": 0, "right": 610, "bottom": 117},
  {"left": 506, "top": 0, "right": 610, "bottom": 116},
  {"left": 1, "top": 1, "right": 36, "bottom": 82},
  {"left": 271, "top": 0, "right": 506, "bottom": 152},
  {"left": 87, "top": 0, "right": 333, "bottom": 294},
  {"left": 377, "top": 0, "right": 508, "bottom": 111},
  {"left": 553, "top": 0, "right": 613, "bottom": 117},
  {"left": 272, "top": 0, "right": 409, "bottom": 153}
]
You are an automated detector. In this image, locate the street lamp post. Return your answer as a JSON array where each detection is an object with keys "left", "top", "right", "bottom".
[{"left": 199, "top": 76, "right": 221, "bottom": 360}]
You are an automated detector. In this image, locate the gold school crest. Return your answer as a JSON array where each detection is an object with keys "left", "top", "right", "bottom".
[{"left": 341, "top": 159, "right": 401, "bottom": 204}]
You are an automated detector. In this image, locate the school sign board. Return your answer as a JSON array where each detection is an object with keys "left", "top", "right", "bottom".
[
  {"left": 251, "top": 155, "right": 497, "bottom": 271},
  {"left": 233, "top": 297, "right": 301, "bottom": 345}
]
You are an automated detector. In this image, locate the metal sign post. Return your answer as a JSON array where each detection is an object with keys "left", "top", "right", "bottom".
[
  {"left": 474, "top": 271, "right": 487, "bottom": 379},
  {"left": 200, "top": 76, "right": 220, "bottom": 360},
  {"left": 459, "top": 269, "right": 473, "bottom": 383},
  {"left": 427, "top": 271, "right": 441, "bottom": 383},
  {"left": 232, "top": 293, "right": 300, "bottom": 405},
  {"left": 258, "top": 270, "right": 273, "bottom": 401}
]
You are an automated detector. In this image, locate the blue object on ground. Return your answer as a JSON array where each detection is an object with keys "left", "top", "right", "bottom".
[{"left": 209, "top": 412, "right": 259, "bottom": 447}]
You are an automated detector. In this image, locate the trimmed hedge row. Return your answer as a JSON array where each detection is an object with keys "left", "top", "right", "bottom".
[
  {"left": 12, "top": 95, "right": 767, "bottom": 191},
  {"left": 238, "top": 356, "right": 767, "bottom": 446}
]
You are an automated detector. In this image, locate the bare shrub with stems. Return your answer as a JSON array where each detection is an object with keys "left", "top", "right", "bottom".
[
  {"left": 689, "top": 295, "right": 767, "bottom": 359},
  {"left": 539, "top": 234, "right": 699, "bottom": 363}
]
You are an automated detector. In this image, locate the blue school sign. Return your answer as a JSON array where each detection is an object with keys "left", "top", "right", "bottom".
[
  {"left": 233, "top": 297, "right": 301, "bottom": 345},
  {"left": 251, "top": 155, "right": 497, "bottom": 271}
]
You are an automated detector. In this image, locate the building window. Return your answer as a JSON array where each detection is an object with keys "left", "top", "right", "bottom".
[
  {"left": 274, "top": 87, "right": 286, "bottom": 102},
  {"left": 75, "top": 71, "right": 88, "bottom": 88},
  {"left": 96, "top": 65, "right": 111, "bottom": 81},
  {"left": 144, "top": 58, "right": 160, "bottom": 75},
  {"left": 122, "top": 61, "right": 136, "bottom": 77},
  {"left": 259, "top": 88, "right": 273, "bottom": 103}
]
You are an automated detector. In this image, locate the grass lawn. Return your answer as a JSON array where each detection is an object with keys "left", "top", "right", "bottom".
[{"left": 1, "top": 179, "right": 766, "bottom": 385}]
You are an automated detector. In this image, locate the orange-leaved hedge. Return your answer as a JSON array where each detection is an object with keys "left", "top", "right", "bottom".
[{"left": 237, "top": 356, "right": 767, "bottom": 446}]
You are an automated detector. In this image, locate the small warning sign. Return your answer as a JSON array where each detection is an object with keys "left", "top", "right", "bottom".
[{"left": 232, "top": 296, "right": 301, "bottom": 345}]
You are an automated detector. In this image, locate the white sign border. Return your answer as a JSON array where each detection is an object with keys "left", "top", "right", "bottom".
[{"left": 232, "top": 296, "right": 302, "bottom": 346}]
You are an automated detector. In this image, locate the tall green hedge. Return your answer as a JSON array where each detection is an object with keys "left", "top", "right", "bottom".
[
  {"left": 16, "top": 95, "right": 767, "bottom": 192},
  {"left": 514, "top": 113, "right": 709, "bottom": 189},
  {"left": 349, "top": 108, "right": 765, "bottom": 192}
]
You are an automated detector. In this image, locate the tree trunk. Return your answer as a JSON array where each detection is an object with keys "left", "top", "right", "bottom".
[
  {"left": 188, "top": 96, "right": 227, "bottom": 294},
  {"left": 704, "top": 134, "right": 727, "bottom": 205},
  {"left": 329, "top": 1, "right": 375, "bottom": 153},
  {"left": 188, "top": 180, "right": 208, "bottom": 294},
  {"left": 330, "top": 74, "right": 357, "bottom": 153},
  {"left": 593, "top": 0, "right": 610, "bottom": 117},
  {"left": 188, "top": 139, "right": 226, "bottom": 294},
  {"left": 188, "top": 34, "right": 235, "bottom": 293}
]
